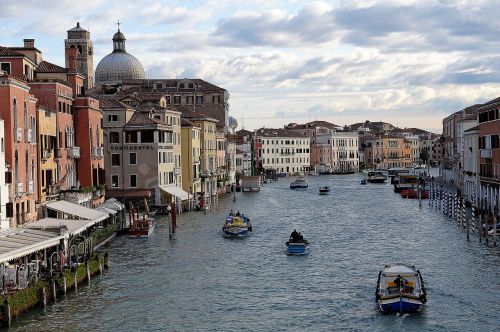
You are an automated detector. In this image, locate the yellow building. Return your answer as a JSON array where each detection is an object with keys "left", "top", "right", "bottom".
[
  {"left": 181, "top": 118, "right": 201, "bottom": 196},
  {"left": 37, "top": 107, "right": 58, "bottom": 204},
  {"left": 182, "top": 110, "right": 218, "bottom": 209}
]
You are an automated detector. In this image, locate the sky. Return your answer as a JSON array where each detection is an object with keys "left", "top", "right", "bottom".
[{"left": 1, "top": 0, "right": 500, "bottom": 132}]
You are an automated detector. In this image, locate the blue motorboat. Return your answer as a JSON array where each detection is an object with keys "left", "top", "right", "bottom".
[
  {"left": 286, "top": 240, "right": 309, "bottom": 255},
  {"left": 360, "top": 178, "right": 367, "bottom": 185},
  {"left": 222, "top": 214, "right": 252, "bottom": 238},
  {"left": 375, "top": 264, "right": 427, "bottom": 314},
  {"left": 290, "top": 177, "right": 308, "bottom": 189}
]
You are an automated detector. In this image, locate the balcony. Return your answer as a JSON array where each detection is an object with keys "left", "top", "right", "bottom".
[
  {"left": 15, "top": 128, "right": 22, "bottom": 142},
  {"left": 25, "top": 128, "right": 32, "bottom": 143},
  {"left": 68, "top": 146, "right": 80, "bottom": 159},
  {"left": 41, "top": 149, "right": 52, "bottom": 161},
  {"left": 480, "top": 149, "right": 492, "bottom": 158},
  {"left": 28, "top": 181, "right": 34, "bottom": 194},
  {"left": 91, "top": 146, "right": 104, "bottom": 159}
]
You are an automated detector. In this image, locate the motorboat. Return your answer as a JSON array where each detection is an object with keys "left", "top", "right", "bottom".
[
  {"left": 375, "top": 264, "right": 427, "bottom": 314},
  {"left": 290, "top": 177, "right": 308, "bottom": 189},
  {"left": 393, "top": 174, "right": 419, "bottom": 193},
  {"left": 360, "top": 179, "right": 367, "bottom": 185},
  {"left": 222, "top": 214, "right": 252, "bottom": 238},
  {"left": 400, "top": 189, "right": 429, "bottom": 199},
  {"left": 286, "top": 239, "right": 309, "bottom": 255},
  {"left": 366, "top": 171, "right": 387, "bottom": 183},
  {"left": 263, "top": 178, "right": 273, "bottom": 184},
  {"left": 319, "top": 186, "right": 330, "bottom": 195}
]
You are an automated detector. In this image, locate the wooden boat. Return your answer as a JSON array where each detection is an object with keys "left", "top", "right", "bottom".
[
  {"left": 375, "top": 264, "right": 427, "bottom": 313},
  {"left": 319, "top": 186, "right": 330, "bottom": 195},
  {"left": 129, "top": 216, "right": 156, "bottom": 238},
  {"left": 128, "top": 201, "right": 156, "bottom": 238},
  {"left": 223, "top": 214, "right": 252, "bottom": 238}
]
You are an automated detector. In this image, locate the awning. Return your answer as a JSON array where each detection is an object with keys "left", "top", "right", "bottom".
[
  {"left": 160, "top": 186, "right": 192, "bottom": 201},
  {"left": 23, "top": 218, "right": 94, "bottom": 236},
  {"left": 0, "top": 228, "right": 64, "bottom": 264},
  {"left": 102, "top": 198, "right": 125, "bottom": 211},
  {"left": 46, "top": 200, "right": 109, "bottom": 223},
  {"left": 96, "top": 206, "right": 118, "bottom": 215}
]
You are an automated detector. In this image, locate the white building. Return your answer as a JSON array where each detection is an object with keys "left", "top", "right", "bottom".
[
  {"left": 463, "top": 126, "right": 479, "bottom": 202},
  {"left": 0, "top": 121, "right": 9, "bottom": 229},
  {"left": 314, "top": 130, "right": 359, "bottom": 173},
  {"left": 254, "top": 128, "right": 310, "bottom": 175}
]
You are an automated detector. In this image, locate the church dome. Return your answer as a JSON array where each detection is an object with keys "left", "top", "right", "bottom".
[{"left": 95, "top": 28, "right": 145, "bottom": 84}]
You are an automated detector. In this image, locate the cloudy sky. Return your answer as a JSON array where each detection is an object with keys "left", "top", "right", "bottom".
[{"left": 2, "top": 0, "right": 500, "bottom": 132}]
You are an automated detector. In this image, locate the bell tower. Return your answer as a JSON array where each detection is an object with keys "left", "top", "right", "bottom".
[{"left": 65, "top": 22, "right": 94, "bottom": 89}]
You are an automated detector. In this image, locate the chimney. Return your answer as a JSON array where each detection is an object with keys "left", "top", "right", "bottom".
[
  {"left": 66, "top": 47, "right": 78, "bottom": 72},
  {"left": 23, "top": 39, "right": 35, "bottom": 48}
]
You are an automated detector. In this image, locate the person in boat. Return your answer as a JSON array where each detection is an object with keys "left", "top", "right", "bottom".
[
  {"left": 298, "top": 233, "right": 304, "bottom": 242},
  {"left": 229, "top": 209, "right": 235, "bottom": 216},
  {"left": 236, "top": 211, "right": 241, "bottom": 217},
  {"left": 290, "top": 229, "right": 300, "bottom": 242},
  {"left": 394, "top": 275, "right": 408, "bottom": 289}
]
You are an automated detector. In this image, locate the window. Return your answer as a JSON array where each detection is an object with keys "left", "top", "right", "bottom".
[
  {"left": 141, "top": 131, "right": 154, "bottom": 143},
  {"left": 186, "top": 96, "right": 194, "bottom": 104},
  {"left": 129, "top": 152, "right": 137, "bottom": 165},
  {"left": 111, "top": 153, "right": 120, "bottom": 166},
  {"left": 196, "top": 95, "right": 203, "bottom": 104},
  {"left": 173, "top": 95, "right": 181, "bottom": 104},
  {"left": 125, "top": 131, "right": 138, "bottom": 143},
  {"left": 108, "top": 114, "right": 118, "bottom": 122},
  {"left": 130, "top": 174, "right": 137, "bottom": 188},
  {"left": 212, "top": 95, "right": 220, "bottom": 103},
  {"left": 111, "top": 175, "right": 119, "bottom": 188},
  {"left": 179, "top": 83, "right": 185, "bottom": 89},
  {"left": 166, "top": 96, "right": 171, "bottom": 105},
  {"left": 109, "top": 131, "right": 119, "bottom": 143},
  {"left": 0, "top": 62, "right": 11, "bottom": 74}
]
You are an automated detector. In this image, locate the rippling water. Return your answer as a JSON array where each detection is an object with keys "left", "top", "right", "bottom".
[{"left": 6, "top": 173, "right": 500, "bottom": 331}]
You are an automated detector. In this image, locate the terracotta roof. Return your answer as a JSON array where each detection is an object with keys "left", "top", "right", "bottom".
[
  {"left": 181, "top": 108, "right": 218, "bottom": 122},
  {"left": 0, "top": 46, "right": 24, "bottom": 56},
  {"left": 37, "top": 61, "right": 67, "bottom": 73},
  {"left": 125, "top": 111, "right": 162, "bottom": 127},
  {"left": 236, "top": 129, "right": 253, "bottom": 137},
  {"left": 286, "top": 120, "right": 340, "bottom": 130},
  {"left": 98, "top": 98, "right": 130, "bottom": 110},
  {"left": 254, "top": 128, "right": 308, "bottom": 138}
]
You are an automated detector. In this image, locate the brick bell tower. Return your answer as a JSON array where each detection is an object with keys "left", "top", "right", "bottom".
[{"left": 65, "top": 22, "right": 94, "bottom": 89}]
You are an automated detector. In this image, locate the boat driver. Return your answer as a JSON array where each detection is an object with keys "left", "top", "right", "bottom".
[
  {"left": 394, "top": 275, "right": 408, "bottom": 289},
  {"left": 290, "top": 229, "right": 300, "bottom": 242}
]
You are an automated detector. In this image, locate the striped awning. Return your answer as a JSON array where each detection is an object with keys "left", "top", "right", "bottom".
[{"left": 0, "top": 228, "right": 64, "bottom": 264}]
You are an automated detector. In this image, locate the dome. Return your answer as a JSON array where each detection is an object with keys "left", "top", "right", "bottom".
[
  {"left": 95, "top": 52, "right": 145, "bottom": 84},
  {"left": 95, "top": 28, "right": 145, "bottom": 84}
]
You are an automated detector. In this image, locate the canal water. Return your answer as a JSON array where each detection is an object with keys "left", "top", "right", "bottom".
[{"left": 6, "top": 174, "right": 500, "bottom": 331}]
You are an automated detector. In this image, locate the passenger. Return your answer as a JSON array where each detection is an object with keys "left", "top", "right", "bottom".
[
  {"left": 298, "top": 233, "right": 304, "bottom": 242},
  {"left": 236, "top": 211, "right": 241, "bottom": 217},
  {"left": 290, "top": 229, "right": 299, "bottom": 242},
  {"left": 394, "top": 275, "right": 407, "bottom": 289},
  {"left": 229, "top": 209, "right": 235, "bottom": 216}
]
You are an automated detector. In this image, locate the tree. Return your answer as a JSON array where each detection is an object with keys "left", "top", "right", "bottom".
[{"left": 419, "top": 149, "right": 429, "bottom": 165}]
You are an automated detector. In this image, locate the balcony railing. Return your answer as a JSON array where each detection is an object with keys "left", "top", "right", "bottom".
[
  {"left": 91, "top": 147, "right": 104, "bottom": 159},
  {"left": 68, "top": 146, "right": 80, "bottom": 159},
  {"left": 28, "top": 181, "right": 34, "bottom": 194},
  {"left": 15, "top": 128, "right": 22, "bottom": 142},
  {"left": 480, "top": 149, "right": 492, "bottom": 158},
  {"left": 41, "top": 149, "right": 52, "bottom": 161},
  {"left": 25, "top": 128, "right": 32, "bottom": 143}
]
